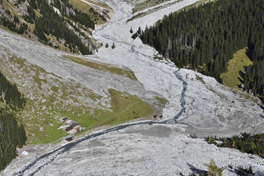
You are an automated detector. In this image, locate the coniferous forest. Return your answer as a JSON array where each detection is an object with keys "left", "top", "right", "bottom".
[
  {"left": 1, "top": 0, "right": 98, "bottom": 55},
  {"left": 139, "top": 0, "right": 264, "bottom": 99},
  {"left": 206, "top": 133, "right": 264, "bottom": 158},
  {"left": 30, "top": 0, "right": 93, "bottom": 55},
  {"left": 0, "top": 71, "right": 27, "bottom": 171}
]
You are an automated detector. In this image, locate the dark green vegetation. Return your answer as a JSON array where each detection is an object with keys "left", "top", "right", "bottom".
[
  {"left": 192, "top": 164, "right": 253, "bottom": 176},
  {"left": 0, "top": 0, "right": 29, "bottom": 33},
  {"left": 0, "top": 0, "right": 106, "bottom": 55},
  {"left": 206, "top": 133, "right": 264, "bottom": 158},
  {"left": 0, "top": 111, "right": 27, "bottom": 171},
  {"left": 29, "top": 0, "right": 93, "bottom": 54},
  {"left": 236, "top": 165, "right": 254, "bottom": 176},
  {"left": 1, "top": 17, "right": 29, "bottom": 34},
  {"left": 139, "top": 0, "right": 264, "bottom": 99},
  {"left": 0, "top": 71, "right": 26, "bottom": 110},
  {"left": 0, "top": 71, "right": 27, "bottom": 171}
]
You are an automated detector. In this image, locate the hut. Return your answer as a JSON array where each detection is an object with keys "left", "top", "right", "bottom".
[{"left": 70, "top": 123, "right": 82, "bottom": 132}]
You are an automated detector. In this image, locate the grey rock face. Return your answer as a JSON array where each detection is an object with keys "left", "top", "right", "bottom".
[{"left": 0, "top": 8, "right": 12, "bottom": 22}]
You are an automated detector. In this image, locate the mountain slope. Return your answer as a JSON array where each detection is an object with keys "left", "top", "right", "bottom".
[
  {"left": 0, "top": 0, "right": 111, "bottom": 54},
  {"left": 0, "top": 28, "right": 165, "bottom": 144}
]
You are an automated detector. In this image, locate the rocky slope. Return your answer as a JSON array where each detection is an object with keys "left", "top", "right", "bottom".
[
  {"left": 1, "top": 0, "right": 264, "bottom": 175},
  {"left": 6, "top": 124, "right": 264, "bottom": 176}
]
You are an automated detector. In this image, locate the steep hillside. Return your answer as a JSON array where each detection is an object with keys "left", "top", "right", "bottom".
[
  {"left": 139, "top": 0, "right": 264, "bottom": 100},
  {"left": 0, "top": 71, "right": 27, "bottom": 171},
  {"left": 1, "top": 0, "right": 264, "bottom": 175},
  {"left": 0, "top": 28, "right": 165, "bottom": 144},
  {"left": 0, "top": 0, "right": 111, "bottom": 54}
]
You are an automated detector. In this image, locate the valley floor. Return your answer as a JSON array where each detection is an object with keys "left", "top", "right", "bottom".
[{"left": 5, "top": 124, "right": 264, "bottom": 175}]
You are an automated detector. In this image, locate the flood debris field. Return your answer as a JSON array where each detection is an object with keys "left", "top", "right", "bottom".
[{"left": 1, "top": 0, "right": 264, "bottom": 175}]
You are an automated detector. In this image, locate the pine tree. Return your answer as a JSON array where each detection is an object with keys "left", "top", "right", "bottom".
[
  {"left": 130, "top": 27, "right": 133, "bottom": 33},
  {"left": 207, "top": 159, "right": 222, "bottom": 176},
  {"left": 139, "top": 0, "right": 264, "bottom": 99},
  {"left": 248, "top": 165, "right": 253, "bottom": 174}
]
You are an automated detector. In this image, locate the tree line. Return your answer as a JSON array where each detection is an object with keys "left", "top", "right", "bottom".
[
  {"left": 0, "top": 71, "right": 26, "bottom": 110},
  {"left": 1, "top": 0, "right": 96, "bottom": 55},
  {"left": 0, "top": 110, "right": 27, "bottom": 171},
  {"left": 0, "top": 71, "right": 27, "bottom": 171},
  {"left": 139, "top": 0, "right": 264, "bottom": 99},
  {"left": 51, "top": 0, "right": 96, "bottom": 29},
  {"left": 29, "top": 0, "right": 93, "bottom": 54},
  {"left": 206, "top": 133, "right": 264, "bottom": 158}
]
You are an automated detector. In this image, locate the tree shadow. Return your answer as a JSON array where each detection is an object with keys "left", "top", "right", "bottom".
[
  {"left": 187, "top": 163, "right": 207, "bottom": 175},
  {"left": 238, "top": 75, "right": 244, "bottom": 85},
  {"left": 257, "top": 103, "right": 264, "bottom": 116}
]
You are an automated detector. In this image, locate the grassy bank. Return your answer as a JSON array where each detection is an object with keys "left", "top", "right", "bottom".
[
  {"left": 63, "top": 55, "right": 137, "bottom": 81},
  {"left": 221, "top": 48, "right": 253, "bottom": 88}
]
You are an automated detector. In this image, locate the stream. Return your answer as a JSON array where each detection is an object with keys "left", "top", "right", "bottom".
[
  {"left": 15, "top": 66, "right": 187, "bottom": 176},
  {"left": 15, "top": 1, "right": 188, "bottom": 175}
]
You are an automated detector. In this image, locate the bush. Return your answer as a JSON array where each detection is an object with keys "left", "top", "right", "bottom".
[
  {"left": 5, "top": 9, "right": 10, "bottom": 15},
  {"left": 207, "top": 159, "right": 222, "bottom": 176},
  {"left": 130, "top": 27, "right": 133, "bottom": 33},
  {"left": 24, "top": 15, "right": 34, "bottom": 23},
  {"left": 13, "top": 15, "right": 19, "bottom": 24},
  {"left": 131, "top": 33, "right": 138, "bottom": 40},
  {"left": 237, "top": 167, "right": 245, "bottom": 176},
  {"left": 248, "top": 166, "right": 253, "bottom": 174}
]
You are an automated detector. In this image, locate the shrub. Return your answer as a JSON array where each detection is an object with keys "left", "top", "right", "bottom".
[
  {"left": 112, "top": 42, "right": 115, "bottom": 49},
  {"left": 130, "top": 27, "right": 133, "bottom": 33},
  {"left": 207, "top": 159, "right": 222, "bottom": 176}
]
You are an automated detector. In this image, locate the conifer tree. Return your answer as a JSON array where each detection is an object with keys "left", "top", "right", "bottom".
[
  {"left": 139, "top": 0, "right": 264, "bottom": 99},
  {"left": 130, "top": 27, "right": 133, "bottom": 34},
  {"left": 207, "top": 159, "right": 222, "bottom": 176}
]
